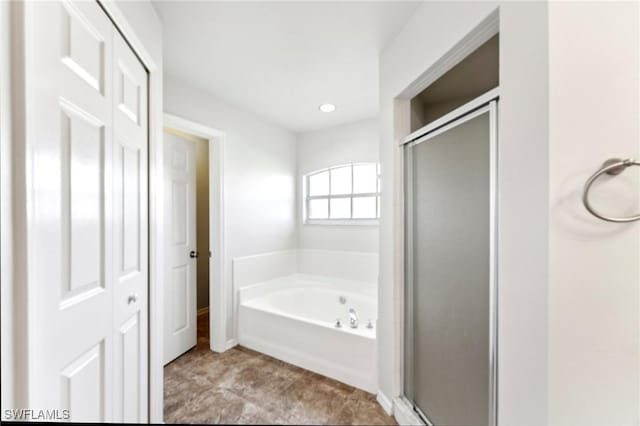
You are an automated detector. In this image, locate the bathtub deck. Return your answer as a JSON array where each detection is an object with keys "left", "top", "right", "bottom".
[{"left": 164, "top": 313, "right": 396, "bottom": 425}]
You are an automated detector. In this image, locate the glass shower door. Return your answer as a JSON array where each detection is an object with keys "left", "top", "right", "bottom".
[{"left": 404, "top": 103, "right": 497, "bottom": 426}]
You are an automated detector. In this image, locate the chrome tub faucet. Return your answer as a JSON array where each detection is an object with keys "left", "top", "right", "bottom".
[{"left": 348, "top": 308, "right": 358, "bottom": 328}]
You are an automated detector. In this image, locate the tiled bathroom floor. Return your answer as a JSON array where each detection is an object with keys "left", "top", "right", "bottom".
[{"left": 164, "top": 313, "right": 397, "bottom": 425}]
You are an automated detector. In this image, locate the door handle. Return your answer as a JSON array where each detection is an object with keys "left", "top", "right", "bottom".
[
  {"left": 190, "top": 250, "right": 199, "bottom": 259},
  {"left": 128, "top": 294, "right": 138, "bottom": 305}
]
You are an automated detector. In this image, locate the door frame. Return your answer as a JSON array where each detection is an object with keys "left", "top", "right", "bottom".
[
  {"left": 0, "top": 0, "right": 164, "bottom": 422},
  {"left": 162, "top": 113, "right": 227, "bottom": 359}
]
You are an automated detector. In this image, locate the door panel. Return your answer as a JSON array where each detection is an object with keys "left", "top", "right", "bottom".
[
  {"left": 122, "top": 146, "right": 141, "bottom": 272},
  {"left": 25, "top": 1, "right": 148, "bottom": 422},
  {"left": 112, "top": 29, "right": 148, "bottom": 424},
  {"left": 60, "top": 0, "right": 106, "bottom": 94},
  {"left": 163, "top": 131, "right": 197, "bottom": 364},
  {"left": 172, "top": 265, "right": 189, "bottom": 332},
  {"left": 172, "top": 182, "right": 188, "bottom": 244},
  {"left": 27, "top": 0, "right": 114, "bottom": 420},
  {"left": 60, "top": 343, "right": 105, "bottom": 422},
  {"left": 405, "top": 107, "right": 496, "bottom": 426},
  {"left": 118, "top": 313, "right": 141, "bottom": 421},
  {"left": 60, "top": 100, "right": 106, "bottom": 302}
]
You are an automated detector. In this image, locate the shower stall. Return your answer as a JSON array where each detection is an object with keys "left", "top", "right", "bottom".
[{"left": 403, "top": 92, "right": 498, "bottom": 426}]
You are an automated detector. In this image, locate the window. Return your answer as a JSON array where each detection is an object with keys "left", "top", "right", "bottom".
[{"left": 304, "top": 163, "right": 380, "bottom": 223}]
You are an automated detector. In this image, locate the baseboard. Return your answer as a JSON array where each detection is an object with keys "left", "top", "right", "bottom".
[
  {"left": 376, "top": 390, "right": 393, "bottom": 415},
  {"left": 197, "top": 306, "right": 209, "bottom": 316},
  {"left": 224, "top": 338, "right": 238, "bottom": 351},
  {"left": 393, "top": 396, "right": 425, "bottom": 426}
]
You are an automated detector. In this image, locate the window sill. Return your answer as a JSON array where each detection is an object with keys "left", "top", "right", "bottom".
[{"left": 304, "top": 219, "right": 379, "bottom": 227}]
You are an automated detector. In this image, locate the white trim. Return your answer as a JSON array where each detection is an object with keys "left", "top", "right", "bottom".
[
  {"left": 488, "top": 99, "right": 499, "bottom": 425},
  {"left": 401, "top": 87, "right": 500, "bottom": 145},
  {"left": 405, "top": 102, "right": 495, "bottom": 148},
  {"left": 304, "top": 219, "right": 379, "bottom": 227},
  {"left": 308, "top": 192, "right": 378, "bottom": 200},
  {"left": 231, "top": 248, "right": 297, "bottom": 262},
  {"left": 397, "top": 8, "right": 499, "bottom": 100},
  {"left": 224, "top": 338, "right": 238, "bottom": 351},
  {"left": 162, "top": 113, "right": 227, "bottom": 357},
  {"left": 0, "top": 1, "right": 16, "bottom": 412},
  {"left": 164, "top": 114, "right": 223, "bottom": 140},
  {"left": 377, "top": 390, "right": 394, "bottom": 416},
  {"left": 392, "top": 97, "right": 411, "bottom": 400},
  {"left": 4, "top": 1, "right": 39, "bottom": 412},
  {"left": 98, "top": 1, "right": 160, "bottom": 73},
  {"left": 393, "top": 397, "right": 425, "bottom": 426}
]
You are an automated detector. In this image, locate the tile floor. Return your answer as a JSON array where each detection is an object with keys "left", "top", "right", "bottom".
[{"left": 164, "top": 313, "right": 397, "bottom": 425}]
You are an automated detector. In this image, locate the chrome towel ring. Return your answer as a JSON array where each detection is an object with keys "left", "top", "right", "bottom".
[{"left": 582, "top": 158, "right": 640, "bottom": 223}]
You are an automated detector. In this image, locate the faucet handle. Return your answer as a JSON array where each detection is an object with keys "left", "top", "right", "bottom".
[{"left": 348, "top": 308, "right": 359, "bottom": 328}]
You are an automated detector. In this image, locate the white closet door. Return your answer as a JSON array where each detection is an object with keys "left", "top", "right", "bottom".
[
  {"left": 111, "top": 28, "right": 149, "bottom": 423},
  {"left": 26, "top": 0, "right": 115, "bottom": 420},
  {"left": 163, "top": 131, "right": 197, "bottom": 365},
  {"left": 24, "top": 1, "right": 147, "bottom": 422}
]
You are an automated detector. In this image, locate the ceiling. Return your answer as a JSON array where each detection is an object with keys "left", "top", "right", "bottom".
[{"left": 153, "top": 1, "right": 421, "bottom": 132}]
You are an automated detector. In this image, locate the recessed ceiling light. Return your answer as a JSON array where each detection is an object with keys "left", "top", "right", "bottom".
[{"left": 319, "top": 103, "right": 336, "bottom": 113}]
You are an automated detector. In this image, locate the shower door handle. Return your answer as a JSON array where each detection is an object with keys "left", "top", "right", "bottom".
[{"left": 190, "top": 250, "right": 199, "bottom": 259}]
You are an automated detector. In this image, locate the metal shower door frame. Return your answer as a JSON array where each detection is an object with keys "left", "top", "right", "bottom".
[{"left": 402, "top": 92, "right": 499, "bottom": 426}]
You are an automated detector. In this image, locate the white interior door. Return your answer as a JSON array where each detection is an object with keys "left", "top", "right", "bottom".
[
  {"left": 24, "top": 1, "right": 148, "bottom": 422},
  {"left": 163, "top": 131, "right": 198, "bottom": 365}
]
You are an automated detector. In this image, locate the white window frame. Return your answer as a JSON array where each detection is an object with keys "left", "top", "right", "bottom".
[{"left": 304, "top": 162, "right": 380, "bottom": 226}]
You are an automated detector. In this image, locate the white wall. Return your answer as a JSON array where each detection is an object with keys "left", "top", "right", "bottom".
[
  {"left": 496, "top": 4, "right": 550, "bottom": 423},
  {"left": 379, "top": 3, "right": 550, "bottom": 424},
  {"left": 232, "top": 250, "right": 298, "bottom": 290},
  {"left": 163, "top": 75, "right": 297, "bottom": 341},
  {"left": 548, "top": 3, "right": 640, "bottom": 425},
  {"left": 298, "top": 249, "right": 378, "bottom": 283},
  {"left": 297, "top": 119, "right": 379, "bottom": 253}
]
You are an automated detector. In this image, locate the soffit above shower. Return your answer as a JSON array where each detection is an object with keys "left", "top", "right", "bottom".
[
  {"left": 409, "top": 34, "right": 499, "bottom": 133},
  {"left": 152, "top": 1, "right": 421, "bottom": 132}
]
